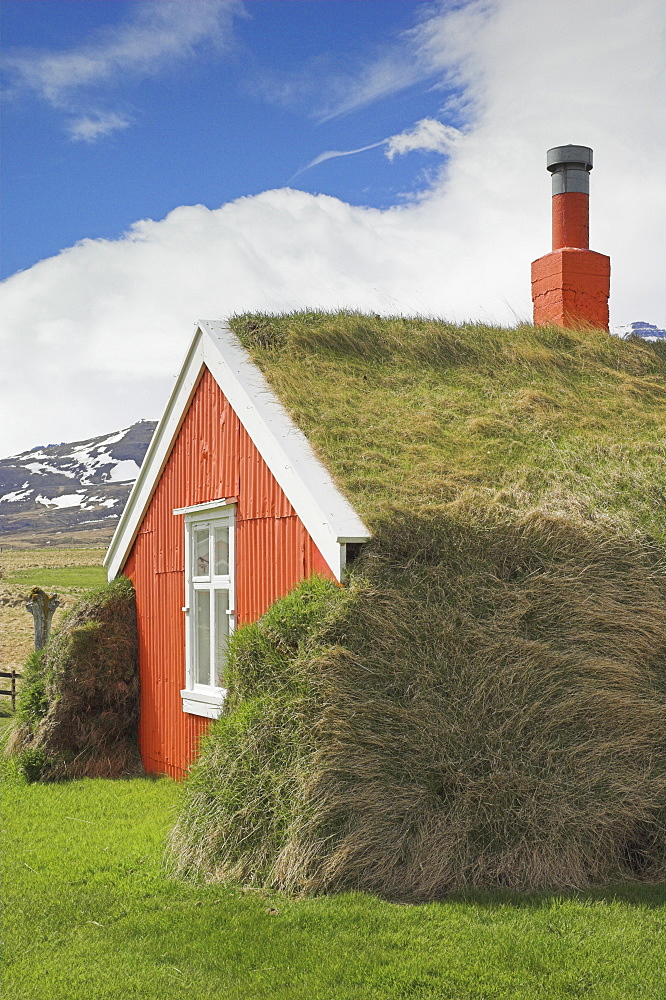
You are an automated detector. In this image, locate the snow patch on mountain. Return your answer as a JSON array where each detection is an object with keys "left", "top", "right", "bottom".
[
  {"left": 22, "top": 462, "right": 77, "bottom": 478},
  {"left": 35, "top": 493, "right": 86, "bottom": 509},
  {"left": 0, "top": 488, "right": 32, "bottom": 503},
  {"left": 612, "top": 321, "right": 666, "bottom": 342},
  {"left": 0, "top": 419, "right": 156, "bottom": 542},
  {"left": 108, "top": 460, "right": 142, "bottom": 483}
]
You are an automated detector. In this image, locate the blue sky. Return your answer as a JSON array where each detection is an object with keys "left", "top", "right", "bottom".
[
  {"left": 1, "top": 0, "right": 664, "bottom": 457},
  {"left": 2, "top": 1, "right": 460, "bottom": 278}
]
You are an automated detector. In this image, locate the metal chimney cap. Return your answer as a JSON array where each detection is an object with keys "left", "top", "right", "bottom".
[{"left": 547, "top": 145, "right": 593, "bottom": 173}]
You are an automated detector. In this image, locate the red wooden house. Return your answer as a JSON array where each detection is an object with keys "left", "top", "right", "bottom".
[{"left": 104, "top": 321, "right": 370, "bottom": 778}]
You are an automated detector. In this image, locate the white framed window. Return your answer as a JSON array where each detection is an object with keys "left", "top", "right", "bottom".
[{"left": 175, "top": 500, "right": 236, "bottom": 718}]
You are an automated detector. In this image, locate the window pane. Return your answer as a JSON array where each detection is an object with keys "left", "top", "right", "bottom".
[
  {"left": 214, "top": 590, "right": 229, "bottom": 686},
  {"left": 193, "top": 527, "right": 209, "bottom": 577},
  {"left": 195, "top": 590, "right": 211, "bottom": 685},
  {"left": 214, "top": 526, "right": 229, "bottom": 576}
]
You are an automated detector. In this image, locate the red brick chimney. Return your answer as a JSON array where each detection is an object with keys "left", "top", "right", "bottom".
[{"left": 531, "top": 145, "right": 610, "bottom": 331}]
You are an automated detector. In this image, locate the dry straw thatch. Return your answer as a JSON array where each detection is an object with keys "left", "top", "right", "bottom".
[
  {"left": 6, "top": 577, "right": 142, "bottom": 780},
  {"left": 169, "top": 314, "right": 666, "bottom": 898}
]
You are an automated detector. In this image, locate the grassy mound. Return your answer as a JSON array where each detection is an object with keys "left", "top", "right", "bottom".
[
  {"left": 169, "top": 314, "right": 666, "bottom": 897},
  {"left": 5, "top": 577, "right": 141, "bottom": 780}
]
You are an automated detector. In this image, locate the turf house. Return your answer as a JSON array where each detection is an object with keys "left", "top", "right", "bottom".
[
  {"left": 97, "top": 306, "right": 666, "bottom": 897},
  {"left": 91, "top": 146, "right": 663, "bottom": 895}
]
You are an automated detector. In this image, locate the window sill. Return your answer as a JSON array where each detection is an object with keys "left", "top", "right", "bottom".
[{"left": 180, "top": 687, "right": 226, "bottom": 719}]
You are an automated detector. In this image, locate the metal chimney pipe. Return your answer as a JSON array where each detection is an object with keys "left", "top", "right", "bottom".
[{"left": 547, "top": 144, "right": 593, "bottom": 251}]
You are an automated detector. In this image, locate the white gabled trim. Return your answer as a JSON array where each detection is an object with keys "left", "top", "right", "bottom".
[
  {"left": 173, "top": 497, "right": 236, "bottom": 516},
  {"left": 199, "top": 321, "right": 370, "bottom": 579},
  {"left": 104, "top": 320, "right": 370, "bottom": 583},
  {"left": 104, "top": 326, "right": 207, "bottom": 581}
]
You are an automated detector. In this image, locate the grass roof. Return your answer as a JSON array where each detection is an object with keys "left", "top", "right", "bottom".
[
  {"left": 230, "top": 312, "right": 666, "bottom": 540},
  {"left": 170, "top": 314, "right": 666, "bottom": 898}
]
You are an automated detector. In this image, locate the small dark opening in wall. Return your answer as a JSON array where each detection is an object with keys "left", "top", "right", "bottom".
[{"left": 345, "top": 543, "right": 363, "bottom": 565}]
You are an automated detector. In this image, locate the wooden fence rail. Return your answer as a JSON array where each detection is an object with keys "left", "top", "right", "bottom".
[{"left": 0, "top": 670, "right": 22, "bottom": 712}]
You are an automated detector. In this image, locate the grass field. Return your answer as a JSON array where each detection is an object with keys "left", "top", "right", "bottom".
[
  {"left": 0, "top": 547, "right": 106, "bottom": 699},
  {"left": 3, "top": 565, "right": 108, "bottom": 589},
  {"left": 0, "top": 546, "right": 107, "bottom": 573},
  {"left": 2, "top": 774, "right": 665, "bottom": 1000}
]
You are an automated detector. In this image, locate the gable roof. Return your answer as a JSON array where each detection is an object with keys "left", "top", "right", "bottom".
[
  {"left": 107, "top": 313, "right": 666, "bottom": 587},
  {"left": 104, "top": 320, "right": 370, "bottom": 582}
]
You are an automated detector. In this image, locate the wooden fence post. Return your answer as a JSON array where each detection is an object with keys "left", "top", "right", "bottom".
[
  {"left": 0, "top": 669, "right": 22, "bottom": 711},
  {"left": 25, "top": 587, "right": 61, "bottom": 650}
]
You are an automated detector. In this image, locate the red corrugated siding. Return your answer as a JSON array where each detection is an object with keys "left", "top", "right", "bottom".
[{"left": 123, "top": 368, "right": 335, "bottom": 778}]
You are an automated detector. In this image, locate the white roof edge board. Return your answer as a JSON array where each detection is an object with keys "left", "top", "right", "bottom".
[
  {"left": 200, "top": 321, "right": 370, "bottom": 569},
  {"left": 104, "top": 324, "right": 207, "bottom": 581},
  {"left": 105, "top": 320, "right": 370, "bottom": 583}
]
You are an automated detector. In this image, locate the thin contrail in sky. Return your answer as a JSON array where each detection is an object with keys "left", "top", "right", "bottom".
[{"left": 289, "top": 140, "right": 387, "bottom": 182}]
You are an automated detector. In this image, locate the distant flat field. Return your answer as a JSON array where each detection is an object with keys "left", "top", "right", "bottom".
[
  {"left": 0, "top": 547, "right": 107, "bottom": 702},
  {"left": 0, "top": 527, "right": 115, "bottom": 549},
  {"left": 0, "top": 546, "right": 107, "bottom": 571}
]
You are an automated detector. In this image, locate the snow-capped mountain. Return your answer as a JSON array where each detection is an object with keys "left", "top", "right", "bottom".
[
  {"left": 0, "top": 420, "right": 156, "bottom": 545},
  {"left": 612, "top": 321, "right": 666, "bottom": 342}
]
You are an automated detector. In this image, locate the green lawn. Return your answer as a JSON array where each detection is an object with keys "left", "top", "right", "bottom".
[
  {"left": 2, "top": 565, "right": 108, "bottom": 589},
  {"left": 2, "top": 775, "right": 665, "bottom": 999}
]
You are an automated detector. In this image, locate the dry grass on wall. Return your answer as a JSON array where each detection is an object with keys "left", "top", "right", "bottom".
[
  {"left": 169, "top": 504, "right": 666, "bottom": 899},
  {"left": 4, "top": 577, "right": 142, "bottom": 781}
]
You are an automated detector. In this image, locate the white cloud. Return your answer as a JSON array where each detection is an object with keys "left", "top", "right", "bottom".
[
  {"left": 316, "top": 0, "right": 493, "bottom": 121},
  {"left": 292, "top": 141, "right": 387, "bottom": 179},
  {"left": 5, "top": 1, "right": 241, "bottom": 105},
  {"left": 1, "top": 0, "right": 664, "bottom": 457},
  {"left": 316, "top": 54, "right": 430, "bottom": 124},
  {"left": 294, "top": 119, "right": 462, "bottom": 179},
  {"left": 67, "top": 111, "right": 132, "bottom": 143},
  {"left": 385, "top": 119, "right": 463, "bottom": 160},
  {"left": 3, "top": 0, "right": 242, "bottom": 142},
  {"left": 254, "top": 1, "right": 492, "bottom": 123}
]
